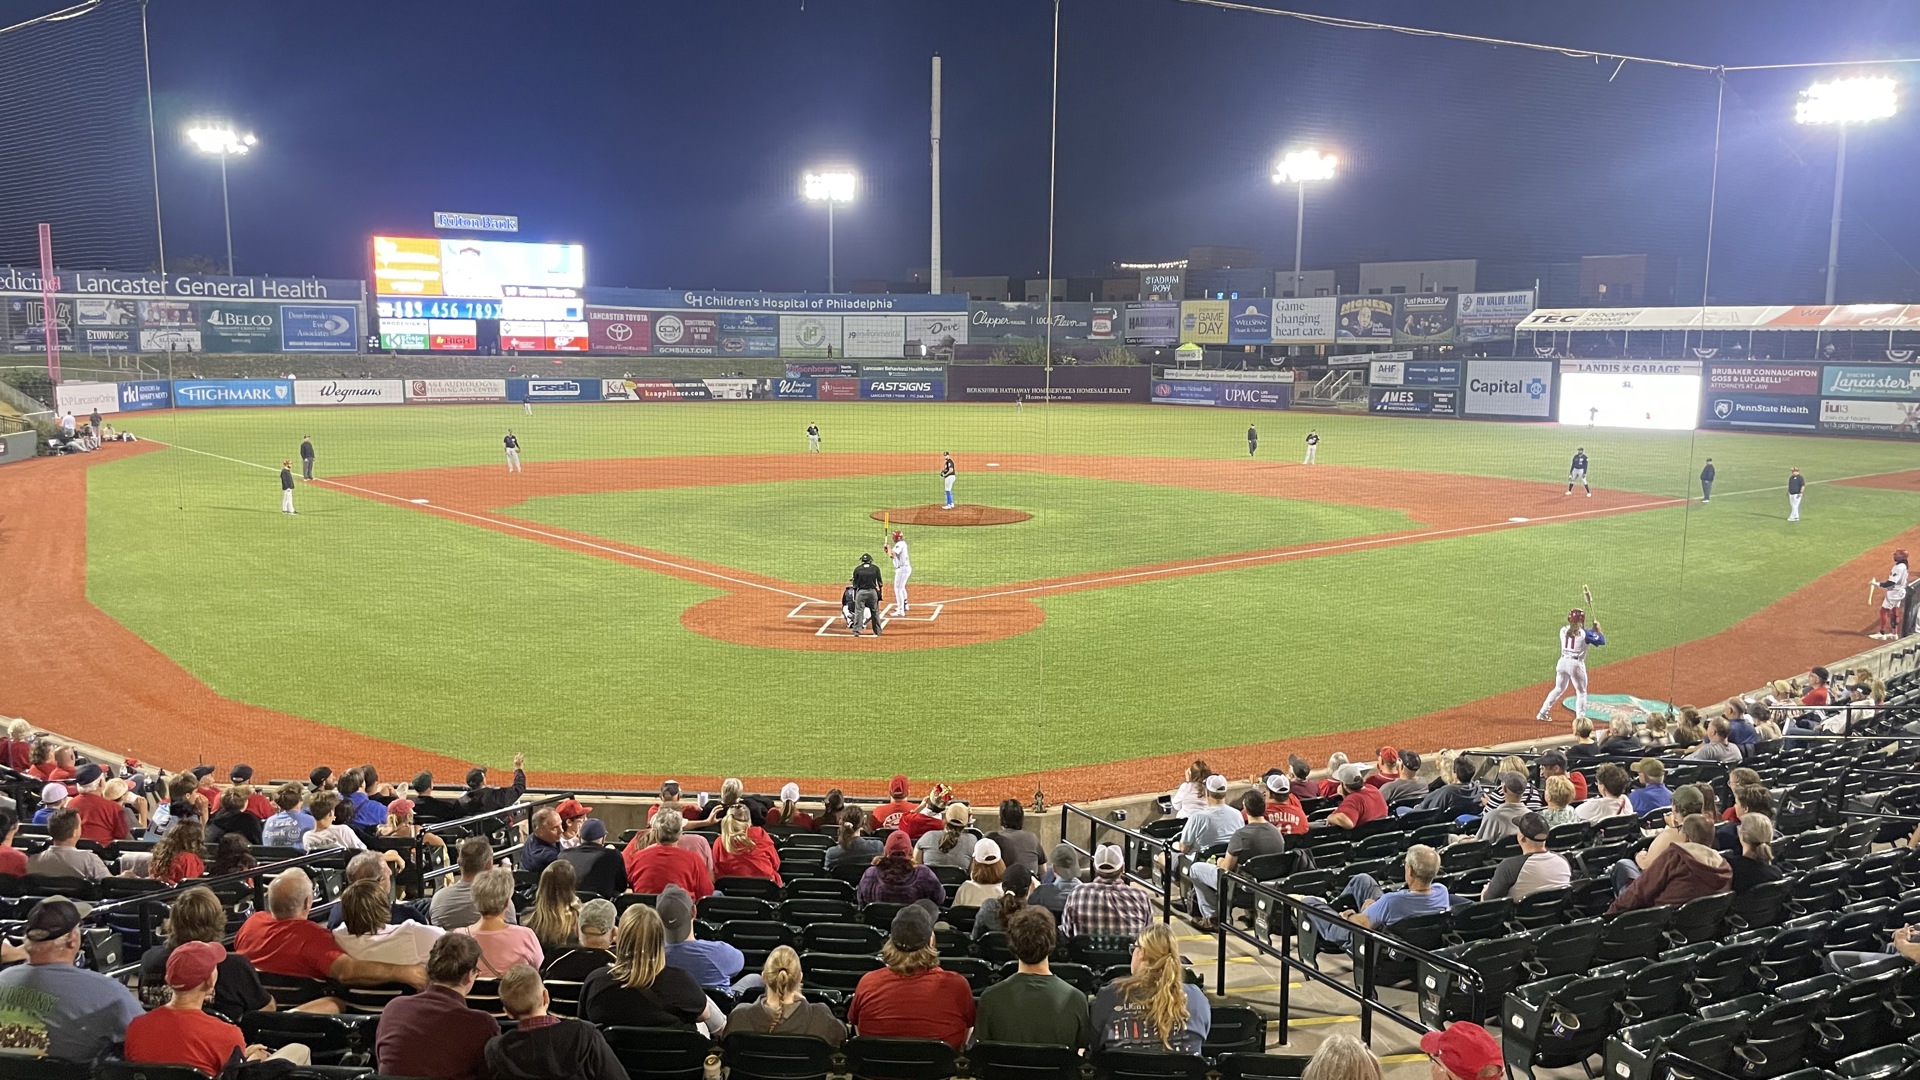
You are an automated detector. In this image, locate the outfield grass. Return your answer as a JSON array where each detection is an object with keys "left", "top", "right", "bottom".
[{"left": 87, "top": 403, "right": 1920, "bottom": 779}]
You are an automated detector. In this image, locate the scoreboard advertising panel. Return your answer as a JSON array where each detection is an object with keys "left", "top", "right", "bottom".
[{"left": 373, "top": 236, "right": 586, "bottom": 353}]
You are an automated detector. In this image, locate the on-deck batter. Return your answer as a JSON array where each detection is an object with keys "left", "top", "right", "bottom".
[
  {"left": 1873, "top": 549, "right": 1909, "bottom": 640},
  {"left": 887, "top": 530, "right": 912, "bottom": 616},
  {"left": 1537, "top": 608, "right": 1606, "bottom": 722}
]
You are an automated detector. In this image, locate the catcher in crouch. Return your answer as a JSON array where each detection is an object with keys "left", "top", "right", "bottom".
[{"left": 1537, "top": 607, "right": 1607, "bottom": 723}]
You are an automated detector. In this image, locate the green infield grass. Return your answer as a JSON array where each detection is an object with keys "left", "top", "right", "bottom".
[{"left": 87, "top": 403, "right": 1920, "bottom": 779}]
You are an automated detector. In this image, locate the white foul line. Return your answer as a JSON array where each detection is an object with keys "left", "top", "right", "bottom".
[{"left": 143, "top": 439, "right": 826, "bottom": 605}]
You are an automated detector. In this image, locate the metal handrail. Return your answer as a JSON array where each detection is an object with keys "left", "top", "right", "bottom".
[
  {"left": 413, "top": 792, "right": 566, "bottom": 888},
  {"left": 1056, "top": 804, "right": 1178, "bottom": 925},
  {"left": 1217, "top": 870, "right": 1484, "bottom": 1046}
]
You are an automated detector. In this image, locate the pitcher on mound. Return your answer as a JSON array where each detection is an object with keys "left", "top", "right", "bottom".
[{"left": 1537, "top": 608, "right": 1606, "bottom": 722}]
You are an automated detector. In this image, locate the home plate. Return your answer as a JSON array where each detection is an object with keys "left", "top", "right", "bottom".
[
  {"left": 411, "top": 499, "right": 430, "bottom": 504},
  {"left": 1508, "top": 516, "right": 1529, "bottom": 522},
  {"left": 987, "top": 463, "right": 1000, "bottom": 468}
]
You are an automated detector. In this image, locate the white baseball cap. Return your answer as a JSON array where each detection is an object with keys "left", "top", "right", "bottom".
[
  {"left": 1264, "top": 772, "right": 1290, "bottom": 795},
  {"left": 1204, "top": 774, "right": 1228, "bottom": 793},
  {"left": 779, "top": 782, "right": 800, "bottom": 803},
  {"left": 1093, "top": 844, "right": 1126, "bottom": 873},
  {"left": 972, "top": 838, "right": 1003, "bottom": 865}
]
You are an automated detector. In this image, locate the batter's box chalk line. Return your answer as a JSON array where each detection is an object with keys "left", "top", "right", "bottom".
[{"left": 786, "top": 601, "right": 944, "bottom": 637}]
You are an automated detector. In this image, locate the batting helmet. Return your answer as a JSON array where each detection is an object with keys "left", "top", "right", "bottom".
[
  {"left": 893, "top": 531, "right": 903, "bottom": 542},
  {"left": 1568, "top": 608, "right": 1585, "bottom": 621},
  {"left": 860, "top": 553, "right": 873, "bottom": 564},
  {"left": 1898, "top": 550, "right": 1909, "bottom": 564}
]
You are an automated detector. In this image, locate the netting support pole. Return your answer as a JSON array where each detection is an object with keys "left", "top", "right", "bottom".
[
  {"left": 37, "top": 223, "right": 59, "bottom": 386},
  {"left": 142, "top": 0, "right": 165, "bottom": 274}
]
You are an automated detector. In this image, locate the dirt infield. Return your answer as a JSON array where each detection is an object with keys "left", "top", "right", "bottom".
[
  {"left": 0, "top": 445, "right": 1902, "bottom": 803},
  {"left": 871, "top": 505, "right": 1033, "bottom": 526}
]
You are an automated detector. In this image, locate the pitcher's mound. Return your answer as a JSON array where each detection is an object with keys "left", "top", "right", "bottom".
[{"left": 872, "top": 505, "right": 1032, "bottom": 526}]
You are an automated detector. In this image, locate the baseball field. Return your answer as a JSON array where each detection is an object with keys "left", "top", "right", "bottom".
[{"left": 7, "top": 400, "right": 1920, "bottom": 800}]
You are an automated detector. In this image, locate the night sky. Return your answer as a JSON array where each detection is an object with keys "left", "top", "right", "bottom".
[{"left": 23, "top": 1, "right": 1920, "bottom": 301}]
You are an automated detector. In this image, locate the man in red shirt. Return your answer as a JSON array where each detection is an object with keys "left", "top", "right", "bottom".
[
  {"left": 897, "top": 783, "right": 952, "bottom": 843},
  {"left": 1364, "top": 747, "right": 1400, "bottom": 790},
  {"left": 1325, "top": 764, "right": 1388, "bottom": 829},
  {"left": 229, "top": 765, "right": 277, "bottom": 819},
  {"left": 28, "top": 742, "right": 75, "bottom": 783},
  {"left": 646, "top": 779, "right": 708, "bottom": 824},
  {"left": 623, "top": 809, "right": 714, "bottom": 900},
  {"left": 0, "top": 809, "right": 24, "bottom": 877},
  {"left": 847, "top": 900, "right": 975, "bottom": 1049},
  {"left": 125, "top": 941, "right": 309, "bottom": 1075},
  {"left": 235, "top": 869, "right": 426, "bottom": 999},
  {"left": 1537, "top": 750, "right": 1587, "bottom": 802},
  {"left": 866, "top": 774, "right": 915, "bottom": 831},
  {"left": 1259, "top": 773, "right": 1309, "bottom": 835},
  {"left": 65, "top": 765, "right": 130, "bottom": 845}
]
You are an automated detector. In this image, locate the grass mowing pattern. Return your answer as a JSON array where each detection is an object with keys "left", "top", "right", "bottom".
[{"left": 84, "top": 403, "right": 1920, "bottom": 779}]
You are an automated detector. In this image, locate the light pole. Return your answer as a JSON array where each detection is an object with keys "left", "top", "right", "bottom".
[
  {"left": 1272, "top": 150, "right": 1337, "bottom": 299},
  {"left": 803, "top": 170, "right": 857, "bottom": 292},
  {"left": 185, "top": 125, "right": 256, "bottom": 275},
  {"left": 1795, "top": 77, "right": 1896, "bottom": 304}
]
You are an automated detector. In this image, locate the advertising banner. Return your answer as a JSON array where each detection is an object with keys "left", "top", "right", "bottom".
[
  {"left": 378, "top": 318, "right": 430, "bottom": 351},
  {"left": 1179, "top": 300, "right": 1230, "bottom": 344},
  {"left": 509, "top": 378, "right": 601, "bottom": 402},
  {"left": 1393, "top": 294, "right": 1457, "bottom": 345},
  {"left": 293, "top": 379, "right": 405, "bottom": 406},
  {"left": 140, "top": 329, "right": 202, "bottom": 352},
  {"left": 428, "top": 319, "right": 478, "bottom": 351},
  {"left": 586, "top": 308, "right": 652, "bottom": 355},
  {"left": 173, "top": 379, "right": 293, "bottom": 408},
  {"left": 843, "top": 316, "right": 907, "bottom": 358},
  {"left": 860, "top": 378, "right": 943, "bottom": 401},
  {"left": 585, "top": 286, "right": 965, "bottom": 314},
  {"left": 1150, "top": 379, "right": 1292, "bottom": 409},
  {"left": 905, "top": 314, "right": 968, "bottom": 348},
  {"left": 74, "top": 326, "right": 133, "bottom": 351},
  {"left": 1369, "top": 387, "right": 1459, "bottom": 417},
  {"left": 945, "top": 365, "right": 1151, "bottom": 403},
  {"left": 1088, "top": 305, "right": 1120, "bottom": 342},
  {"left": 5, "top": 297, "right": 71, "bottom": 350},
  {"left": 770, "top": 377, "right": 818, "bottom": 400},
  {"left": 1464, "top": 359, "right": 1554, "bottom": 418},
  {"left": 652, "top": 312, "right": 720, "bottom": 356},
  {"left": 1270, "top": 297, "right": 1336, "bottom": 343},
  {"left": 406, "top": 378, "right": 507, "bottom": 402},
  {"left": 50, "top": 269, "right": 363, "bottom": 302},
  {"left": 55, "top": 382, "right": 121, "bottom": 416},
  {"left": 968, "top": 302, "right": 1047, "bottom": 341},
  {"left": 1456, "top": 291, "right": 1536, "bottom": 343},
  {"left": 1705, "top": 364, "right": 1820, "bottom": 396},
  {"left": 138, "top": 299, "right": 195, "bottom": 327},
  {"left": 1338, "top": 296, "right": 1394, "bottom": 341},
  {"left": 76, "top": 298, "right": 136, "bottom": 326},
  {"left": 118, "top": 380, "right": 170, "bottom": 412},
  {"left": 859, "top": 365, "right": 944, "bottom": 379},
  {"left": 1370, "top": 360, "right": 1460, "bottom": 386},
  {"left": 279, "top": 305, "right": 359, "bottom": 352},
  {"left": 718, "top": 312, "right": 780, "bottom": 357},
  {"left": 601, "top": 378, "right": 714, "bottom": 402},
  {"left": 1821, "top": 365, "right": 1920, "bottom": 401},
  {"left": 1820, "top": 398, "right": 1920, "bottom": 434},
  {"left": 779, "top": 315, "right": 843, "bottom": 358},
  {"left": 1124, "top": 302, "right": 1180, "bottom": 346},
  {"left": 1139, "top": 271, "right": 1183, "bottom": 301},
  {"left": 706, "top": 379, "right": 756, "bottom": 400},
  {"left": 817, "top": 377, "right": 859, "bottom": 401},
  {"left": 198, "top": 303, "right": 280, "bottom": 353},
  {"left": 1701, "top": 393, "right": 1819, "bottom": 431},
  {"left": 786, "top": 362, "right": 857, "bottom": 377},
  {"left": 1227, "top": 300, "right": 1273, "bottom": 345}
]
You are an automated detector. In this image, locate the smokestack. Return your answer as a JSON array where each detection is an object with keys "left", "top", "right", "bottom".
[{"left": 930, "top": 54, "right": 943, "bottom": 296}]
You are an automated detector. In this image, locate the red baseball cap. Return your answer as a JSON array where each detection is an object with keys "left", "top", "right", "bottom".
[
  {"left": 888, "top": 774, "right": 909, "bottom": 798},
  {"left": 884, "top": 831, "right": 913, "bottom": 858},
  {"left": 1420, "top": 1023, "right": 1503, "bottom": 1080},
  {"left": 1378, "top": 746, "right": 1399, "bottom": 764},
  {"left": 556, "top": 798, "right": 592, "bottom": 821},
  {"left": 166, "top": 940, "right": 225, "bottom": 990}
]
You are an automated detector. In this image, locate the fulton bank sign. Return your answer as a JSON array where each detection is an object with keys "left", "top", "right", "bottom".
[{"left": 0, "top": 266, "right": 364, "bottom": 301}]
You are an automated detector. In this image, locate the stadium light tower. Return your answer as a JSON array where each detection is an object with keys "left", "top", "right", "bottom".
[
  {"left": 1272, "top": 149, "right": 1337, "bottom": 300},
  {"left": 803, "top": 170, "right": 857, "bottom": 292},
  {"left": 186, "top": 126, "right": 256, "bottom": 275},
  {"left": 1795, "top": 76, "right": 1896, "bottom": 304}
]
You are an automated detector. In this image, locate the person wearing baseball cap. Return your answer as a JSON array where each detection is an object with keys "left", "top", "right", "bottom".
[
  {"left": 867, "top": 775, "right": 916, "bottom": 832},
  {"left": 280, "top": 459, "right": 297, "bottom": 514},
  {"left": 1366, "top": 747, "right": 1401, "bottom": 789},
  {"left": 954, "top": 838, "right": 1004, "bottom": 907},
  {"left": 1188, "top": 788, "right": 1286, "bottom": 930},
  {"left": 66, "top": 762, "right": 130, "bottom": 845},
  {"left": 561, "top": 818, "right": 629, "bottom": 898},
  {"left": 1176, "top": 774, "right": 1242, "bottom": 861},
  {"left": 1260, "top": 770, "right": 1310, "bottom": 835},
  {"left": 1063, "top": 843, "right": 1154, "bottom": 938},
  {"left": 767, "top": 782, "right": 813, "bottom": 830},
  {"left": 126, "top": 939, "right": 310, "bottom": 1073},
  {"left": 1422, "top": 1021, "right": 1503, "bottom": 1080},
  {"left": 1536, "top": 749, "right": 1586, "bottom": 802},
  {"left": 899, "top": 783, "right": 954, "bottom": 844},
  {"left": 1378, "top": 750, "right": 1427, "bottom": 806},
  {"left": 845, "top": 899, "right": 975, "bottom": 1049},
  {"left": 32, "top": 782, "right": 68, "bottom": 825},
  {"left": 1481, "top": 812, "right": 1571, "bottom": 902},
  {"left": 1628, "top": 758, "right": 1673, "bottom": 816},
  {"left": 0, "top": 897, "right": 142, "bottom": 1062},
  {"left": 657, "top": 884, "right": 748, "bottom": 992},
  {"left": 1326, "top": 762, "right": 1388, "bottom": 830},
  {"left": 229, "top": 766, "right": 276, "bottom": 819},
  {"left": 859, "top": 830, "right": 946, "bottom": 906}
]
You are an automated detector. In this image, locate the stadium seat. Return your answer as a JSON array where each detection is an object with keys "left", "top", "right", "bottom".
[
  {"left": 784, "top": 878, "right": 854, "bottom": 903},
  {"left": 1827, "top": 903, "right": 1894, "bottom": 954},
  {"left": 942, "top": 955, "right": 996, "bottom": 995},
  {"left": 968, "top": 1041, "right": 1082, "bottom": 1080},
  {"left": 718, "top": 877, "right": 784, "bottom": 903},
  {"left": 1807, "top": 970, "right": 1904, "bottom": 1065},
  {"left": 1501, "top": 970, "right": 1627, "bottom": 1080},
  {"left": 1071, "top": 935, "right": 1135, "bottom": 973},
  {"left": 719, "top": 920, "right": 797, "bottom": 970},
  {"left": 701, "top": 895, "right": 776, "bottom": 924},
  {"left": 615, "top": 892, "right": 661, "bottom": 914},
  {"left": 801, "top": 922, "right": 883, "bottom": 954},
  {"left": 1507, "top": 885, "right": 1571, "bottom": 931},
  {"left": 602, "top": 1026, "right": 713, "bottom": 1080},
  {"left": 1665, "top": 892, "right": 1736, "bottom": 947},
  {"left": 1520, "top": 918, "right": 1604, "bottom": 980},
  {"left": 242, "top": 1010, "right": 369, "bottom": 1064},
  {"left": 1216, "top": 1053, "right": 1314, "bottom": 1080},
  {"left": 1417, "top": 935, "right": 1530, "bottom": 1026},
  {"left": 256, "top": 968, "right": 334, "bottom": 1008},
  {"left": 1359, "top": 910, "right": 1449, "bottom": 989},
  {"left": 1730, "top": 996, "right": 1826, "bottom": 1080},
  {"left": 974, "top": 931, "right": 1014, "bottom": 966},
  {"left": 1546, "top": 821, "right": 1595, "bottom": 851},
  {"left": 723, "top": 1032, "right": 837, "bottom": 1080},
  {"left": 95, "top": 1064, "right": 209, "bottom": 1080},
  {"left": 341, "top": 981, "right": 414, "bottom": 1015},
  {"left": 1201, "top": 1003, "right": 1266, "bottom": 1057},
  {"left": 1595, "top": 906, "right": 1675, "bottom": 963},
  {"left": 799, "top": 951, "right": 882, "bottom": 992},
  {"left": 0, "top": 1056, "right": 90, "bottom": 1080},
  {"left": 843, "top": 1036, "right": 957, "bottom": 1080},
  {"left": 1441, "top": 898, "right": 1510, "bottom": 945},
  {"left": 1686, "top": 939, "right": 1767, "bottom": 1006},
  {"left": 1095, "top": 1049, "right": 1211, "bottom": 1080},
  {"left": 780, "top": 898, "right": 859, "bottom": 927},
  {"left": 1730, "top": 880, "right": 1792, "bottom": 932},
  {"left": 545, "top": 978, "right": 584, "bottom": 1018},
  {"left": 1612, "top": 953, "right": 1701, "bottom": 1024}
]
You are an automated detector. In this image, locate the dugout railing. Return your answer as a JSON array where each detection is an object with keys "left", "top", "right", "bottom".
[
  {"left": 411, "top": 792, "right": 567, "bottom": 896},
  {"left": 1216, "top": 870, "right": 1484, "bottom": 1046},
  {"left": 1057, "top": 803, "right": 1179, "bottom": 924}
]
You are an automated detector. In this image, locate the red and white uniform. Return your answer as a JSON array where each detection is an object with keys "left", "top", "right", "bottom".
[
  {"left": 1877, "top": 557, "right": 1908, "bottom": 637},
  {"left": 889, "top": 535, "right": 912, "bottom": 615},
  {"left": 1537, "top": 618, "right": 1604, "bottom": 721}
]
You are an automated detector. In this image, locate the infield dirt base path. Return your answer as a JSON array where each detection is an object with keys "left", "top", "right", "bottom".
[{"left": 0, "top": 445, "right": 1904, "bottom": 802}]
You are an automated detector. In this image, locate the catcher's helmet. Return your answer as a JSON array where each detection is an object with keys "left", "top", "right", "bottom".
[{"left": 860, "top": 553, "right": 873, "bottom": 564}]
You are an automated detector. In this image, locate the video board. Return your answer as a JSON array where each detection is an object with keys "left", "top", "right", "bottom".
[{"left": 372, "top": 237, "right": 585, "bottom": 299}]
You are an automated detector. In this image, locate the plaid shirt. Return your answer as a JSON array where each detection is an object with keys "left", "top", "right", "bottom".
[{"left": 1061, "top": 877, "right": 1154, "bottom": 938}]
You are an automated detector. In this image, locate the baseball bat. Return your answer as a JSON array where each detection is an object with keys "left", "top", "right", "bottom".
[{"left": 1582, "top": 584, "right": 1595, "bottom": 621}]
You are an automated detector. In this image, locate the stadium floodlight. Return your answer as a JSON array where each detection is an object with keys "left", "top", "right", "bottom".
[
  {"left": 803, "top": 170, "right": 857, "bottom": 292},
  {"left": 1795, "top": 78, "right": 1896, "bottom": 304},
  {"left": 1272, "top": 150, "right": 1338, "bottom": 301},
  {"left": 186, "top": 126, "right": 257, "bottom": 276}
]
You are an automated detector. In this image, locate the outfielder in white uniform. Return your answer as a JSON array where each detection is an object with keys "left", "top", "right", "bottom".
[
  {"left": 1537, "top": 608, "right": 1606, "bottom": 722},
  {"left": 1303, "top": 431, "right": 1319, "bottom": 465},
  {"left": 1873, "top": 549, "right": 1909, "bottom": 639},
  {"left": 888, "top": 530, "right": 912, "bottom": 616}
]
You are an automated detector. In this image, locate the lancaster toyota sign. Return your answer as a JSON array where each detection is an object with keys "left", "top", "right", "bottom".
[{"left": 586, "top": 307, "right": 652, "bottom": 354}]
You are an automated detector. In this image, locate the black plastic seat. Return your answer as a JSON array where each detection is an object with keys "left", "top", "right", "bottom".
[
  {"left": 1508, "top": 886, "right": 1571, "bottom": 931},
  {"left": 700, "top": 895, "right": 776, "bottom": 924},
  {"left": 799, "top": 951, "right": 883, "bottom": 992},
  {"left": 1731, "top": 996, "right": 1825, "bottom": 1080},
  {"left": 717, "top": 877, "right": 784, "bottom": 903},
  {"left": 1758, "top": 922, "right": 1830, "bottom": 989},
  {"left": 844, "top": 1035, "right": 958, "bottom": 1080},
  {"left": 780, "top": 898, "right": 860, "bottom": 928},
  {"left": 1201, "top": 1003, "right": 1267, "bottom": 1057},
  {"left": 1358, "top": 910, "right": 1450, "bottom": 990},
  {"left": 1686, "top": 939, "right": 1766, "bottom": 1007},
  {"left": 603, "top": 1026, "right": 714, "bottom": 1080},
  {"left": 1217, "top": 1054, "right": 1314, "bottom": 1080},
  {"left": 1419, "top": 935, "right": 1531, "bottom": 1026},
  {"left": 943, "top": 956, "right": 996, "bottom": 995},
  {"left": 969, "top": 1042, "right": 1082, "bottom": 1080},
  {"left": 241, "top": 1010, "right": 366, "bottom": 1064},
  {"left": 1071, "top": 935, "right": 1134, "bottom": 972},
  {"left": 1826, "top": 903, "right": 1893, "bottom": 954},
  {"left": 1546, "top": 822, "right": 1594, "bottom": 852},
  {"left": 95, "top": 1065, "right": 208, "bottom": 1080},
  {"left": 723, "top": 1032, "right": 839, "bottom": 1080},
  {"left": 1666, "top": 892, "right": 1735, "bottom": 947},
  {"left": 1730, "top": 879, "right": 1792, "bottom": 932},
  {"left": 720, "top": 920, "right": 799, "bottom": 971},
  {"left": 1595, "top": 905, "right": 1674, "bottom": 962},
  {"left": 783, "top": 878, "right": 855, "bottom": 903},
  {"left": 801, "top": 922, "right": 884, "bottom": 955},
  {"left": 1521, "top": 918, "right": 1603, "bottom": 980},
  {"left": 1501, "top": 970, "right": 1628, "bottom": 1080},
  {"left": 1612, "top": 953, "right": 1698, "bottom": 1025},
  {"left": 1096, "top": 1050, "right": 1211, "bottom": 1080}
]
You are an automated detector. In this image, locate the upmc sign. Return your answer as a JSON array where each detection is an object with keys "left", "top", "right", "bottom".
[{"left": 586, "top": 308, "right": 652, "bottom": 354}]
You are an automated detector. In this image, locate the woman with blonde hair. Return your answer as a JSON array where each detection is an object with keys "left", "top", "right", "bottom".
[
  {"left": 723, "top": 945, "right": 846, "bottom": 1044},
  {"left": 1539, "top": 775, "right": 1579, "bottom": 829},
  {"left": 1169, "top": 760, "right": 1212, "bottom": 818},
  {"left": 713, "top": 804, "right": 782, "bottom": 884},
  {"left": 580, "top": 903, "right": 727, "bottom": 1033},
  {"left": 952, "top": 838, "right": 1004, "bottom": 907},
  {"left": 1481, "top": 755, "right": 1541, "bottom": 812},
  {"left": 1726, "top": 812, "right": 1782, "bottom": 892},
  {"left": 1565, "top": 717, "right": 1600, "bottom": 770},
  {"left": 1302, "top": 1033, "right": 1383, "bottom": 1080},
  {"left": 1091, "top": 923, "right": 1211, "bottom": 1053},
  {"left": 523, "top": 858, "right": 581, "bottom": 953},
  {"left": 1643, "top": 711, "right": 1671, "bottom": 745}
]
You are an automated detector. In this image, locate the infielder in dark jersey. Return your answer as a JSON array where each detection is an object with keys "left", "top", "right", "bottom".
[
  {"left": 1247, "top": 426, "right": 1258, "bottom": 458},
  {"left": 850, "top": 554, "right": 884, "bottom": 636},
  {"left": 1566, "top": 448, "right": 1590, "bottom": 497}
]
